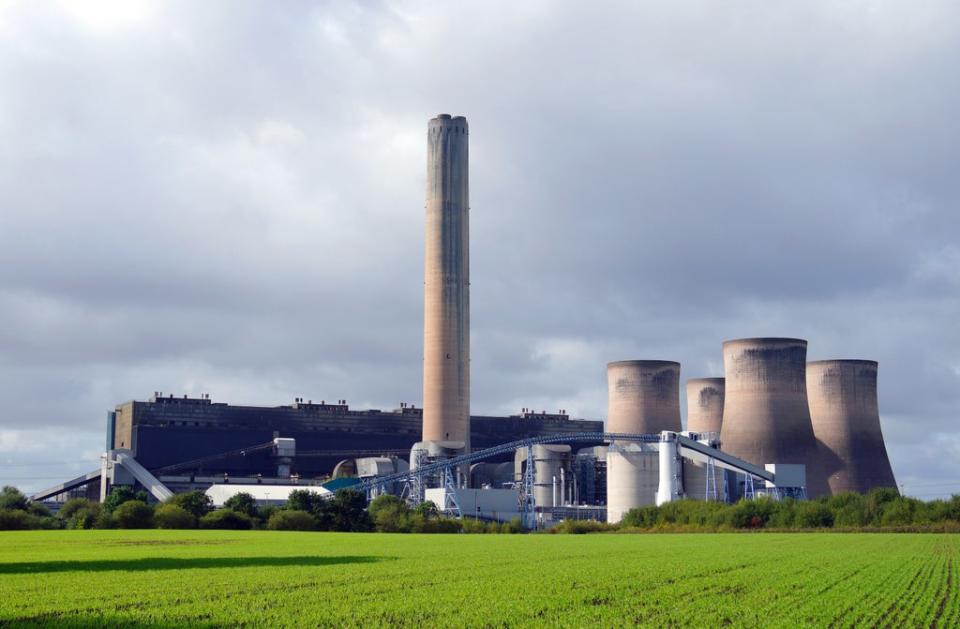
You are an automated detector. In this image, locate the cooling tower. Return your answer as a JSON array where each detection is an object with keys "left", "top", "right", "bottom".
[
  {"left": 686, "top": 378, "right": 724, "bottom": 434},
  {"left": 422, "top": 114, "right": 470, "bottom": 450},
  {"left": 606, "top": 360, "right": 681, "bottom": 523},
  {"left": 719, "top": 338, "right": 828, "bottom": 497},
  {"left": 807, "top": 360, "right": 897, "bottom": 494},
  {"left": 607, "top": 361, "right": 682, "bottom": 434}
]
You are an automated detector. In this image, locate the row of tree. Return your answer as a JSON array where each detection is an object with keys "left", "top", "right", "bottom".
[
  {"left": 617, "top": 488, "right": 960, "bottom": 531},
  {"left": 3, "top": 484, "right": 960, "bottom": 533}
]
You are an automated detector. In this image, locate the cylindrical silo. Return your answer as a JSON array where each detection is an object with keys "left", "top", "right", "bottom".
[
  {"left": 606, "top": 360, "right": 681, "bottom": 523},
  {"left": 533, "top": 444, "right": 570, "bottom": 508},
  {"left": 719, "top": 338, "right": 828, "bottom": 497},
  {"left": 807, "top": 360, "right": 897, "bottom": 494},
  {"left": 686, "top": 377, "right": 725, "bottom": 434},
  {"left": 422, "top": 114, "right": 470, "bottom": 450},
  {"left": 607, "top": 361, "right": 682, "bottom": 434}
]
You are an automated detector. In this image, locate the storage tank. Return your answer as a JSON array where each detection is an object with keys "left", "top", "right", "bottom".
[
  {"left": 686, "top": 378, "right": 724, "bottom": 434},
  {"left": 533, "top": 444, "right": 570, "bottom": 508},
  {"left": 807, "top": 360, "right": 897, "bottom": 494},
  {"left": 719, "top": 337, "right": 828, "bottom": 497},
  {"left": 606, "top": 443, "right": 659, "bottom": 523},
  {"left": 607, "top": 360, "right": 682, "bottom": 434}
]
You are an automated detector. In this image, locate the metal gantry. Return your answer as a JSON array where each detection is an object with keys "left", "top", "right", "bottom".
[{"left": 519, "top": 445, "right": 536, "bottom": 530}]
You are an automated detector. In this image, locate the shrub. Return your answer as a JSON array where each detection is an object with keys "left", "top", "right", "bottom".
[
  {"left": 170, "top": 491, "right": 213, "bottom": 519},
  {"left": 102, "top": 486, "right": 148, "bottom": 515},
  {"left": 223, "top": 493, "right": 258, "bottom": 518},
  {"left": 266, "top": 510, "right": 318, "bottom": 531},
  {"left": 154, "top": 503, "right": 196, "bottom": 529},
  {"left": 415, "top": 501, "right": 439, "bottom": 520},
  {"left": 0, "top": 509, "right": 44, "bottom": 530},
  {"left": 286, "top": 489, "right": 323, "bottom": 514},
  {"left": 58, "top": 498, "right": 93, "bottom": 521},
  {"left": 27, "top": 502, "right": 53, "bottom": 518},
  {"left": 794, "top": 501, "right": 834, "bottom": 528},
  {"left": 112, "top": 500, "right": 154, "bottom": 529},
  {"left": 93, "top": 510, "right": 114, "bottom": 529},
  {"left": 199, "top": 508, "right": 253, "bottom": 530},
  {"left": 621, "top": 505, "right": 659, "bottom": 529},
  {"left": 68, "top": 506, "right": 101, "bottom": 530},
  {"left": 414, "top": 517, "right": 462, "bottom": 534},
  {"left": 552, "top": 519, "right": 616, "bottom": 534},
  {"left": 369, "top": 495, "right": 411, "bottom": 533}
]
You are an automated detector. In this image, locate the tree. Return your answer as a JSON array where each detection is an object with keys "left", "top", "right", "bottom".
[
  {"left": 223, "top": 492, "right": 258, "bottom": 518},
  {"left": 285, "top": 489, "right": 322, "bottom": 514},
  {"left": 199, "top": 509, "right": 253, "bottom": 530},
  {"left": 266, "top": 510, "right": 317, "bottom": 531},
  {"left": 102, "top": 486, "right": 148, "bottom": 514},
  {"left": 326, "top": 489, "right": 372, "bottom": 532},
  {"left": 415, "top": 501, "right": 439, "bottom": 520},
  {"left": 0, "top": 486, "right": 29, "bottom": 511},
  {"left": 169, "top": 491, "right": 213, "bottom": 519},
  {"left": 368, "top": 495, "right": 410, "bottom": 533},
  {"left": 112, "top": 500, "right": 155, "bottom": 529},
  {"left": 154, "top": 503, "right": 196, "bottom": 529}
]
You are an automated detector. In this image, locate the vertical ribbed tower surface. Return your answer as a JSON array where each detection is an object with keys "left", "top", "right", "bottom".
[
  {"left": 808, "top": 360, "right": 897, "bottom": 494},
  {"left": 686, "top": 378, "right": 725, "bottom": 434},
  {"left": 607, "top": 361, "right": 682, "bottom": 434},
  {"left": 719, "top": 338, "right": 828, "bottom": 497},
  {"left": 422, "top": 114, "right": 470, "bottom": 449}
]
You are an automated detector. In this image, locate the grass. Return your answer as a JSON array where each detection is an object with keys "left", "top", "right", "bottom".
[{"left": 0, "top": 530, "right": 957, "bottom": 627}]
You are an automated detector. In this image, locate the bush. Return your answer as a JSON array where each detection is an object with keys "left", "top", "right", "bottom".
[
  {"left": 199, "top": 508, "right": 253, "bottom": 530},
  {"left": 794, "top": 501, "right": 834, "bottom": 528},
  {"left": 68, "top": 506, "right": 102, "bottom": 530},
  {"left": 621, "top": 505, "right": 659, "bottom": 528},
  {"left": 58, "top": 498, "right": 93, "bottom": 521},
  {"left": 266, "top": 510, "right": 318, "bottom": 531},
  {"left": 223, "top": 493, "right": 258, "bottom": 518},
  {"left": 102, "top": 486, "right": 148, "bottom": 515},
  {"left": 112, "top": 500, "right": 154, "bottom": 529},
  {"left": 369, "top": 495, "right": 411, "bottom": 533},
  {"left": 27, "top": 502, "right": 53, "bottom": 518},
  {"left": 0, "top": 486, "right": 29, "bottom": 511},
  {"left": 0, "top": 509, "right": 48, "bottom": 530},
  {"left": 286, "top": 489, "right": 323, "bottom": 514},
  {"left": 170, "top": 491, "right": 213, "bottom": 519},
  {"left": 551, "top": 519, "right": 616, "bottom": 534},
  {"left": 112, "top": 500, "right": 153, "bottom": 529},
  {"left": 154, "top": 503, "right": 196, "bottom": 529},
  {"left": 93, "top": 510, "right": 114, "bottom": 529},
  {"left": 413, "top": 517, "right": 462, "bottom": 534}
]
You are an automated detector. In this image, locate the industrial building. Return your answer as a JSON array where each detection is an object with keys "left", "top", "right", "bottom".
[{"left": 31, "top": 115, "right": 899, "bottom": 527}]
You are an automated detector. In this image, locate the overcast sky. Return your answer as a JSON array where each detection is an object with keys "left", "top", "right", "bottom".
[{"left": 1, "top": 1, "right": 958, "bottom": 498}]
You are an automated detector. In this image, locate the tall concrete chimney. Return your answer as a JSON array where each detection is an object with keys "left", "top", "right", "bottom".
[
  {"left": 686, "top": 377, "right": 724, "bottom": 434},
  {"left": 421, "top": 114, "right": 470, "bottom": 451},
  {"left": 607, "top": 360, "right": 682, "bottom": 434},
  {"left": 807, "top": 360, "right": 897, "bottom": 494},
  {"left": 719, "top": 338, "right": 828, "bottom": 497}
]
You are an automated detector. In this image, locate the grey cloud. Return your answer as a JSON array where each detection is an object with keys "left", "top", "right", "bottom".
[{"left": 0, "top": 1, "right": 957, "bottom": 496}]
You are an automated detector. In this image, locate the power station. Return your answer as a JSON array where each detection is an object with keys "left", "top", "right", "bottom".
[{"left": 31, "top": 115, "right": 899, "bottom": 526}]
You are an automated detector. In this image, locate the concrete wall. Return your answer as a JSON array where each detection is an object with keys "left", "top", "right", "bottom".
[
  {"left": 422, "top": 114, "right": 470, "bottom": 448},
  {"left": 719, "top": 337, "right": 828, "bottom": 497},
  {"left": 607, "top": 360, "right": 682, "bottom": 434},
  {"left": 807, "top": 360, "right": 897, "bottom": 494},
  {"left": 686, "top": 377, "right": 724, "bottom": 434}
]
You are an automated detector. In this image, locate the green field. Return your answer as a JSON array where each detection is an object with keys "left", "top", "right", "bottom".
[{"left": 0, "top": 531, "right": 956, "bottom": 627}]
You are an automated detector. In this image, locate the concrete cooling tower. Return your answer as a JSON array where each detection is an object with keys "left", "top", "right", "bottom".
[
  {"left": 807, "top": 360, "right": 897, "bottom": 494},
  {"left": 607, "top": 361, "right": 682, "bottom": 434},
  {"left": 421, "top": 114, "right": 470, "bottom": 450},
  {"left": 607, "top": 360, "right": 681, "bottom": 523},
  {"left": 686, "top": 378, "right": 724, "bottom": 434},
  {"left": 719, "top": 338, "right": 828, "bottom": 497}
]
